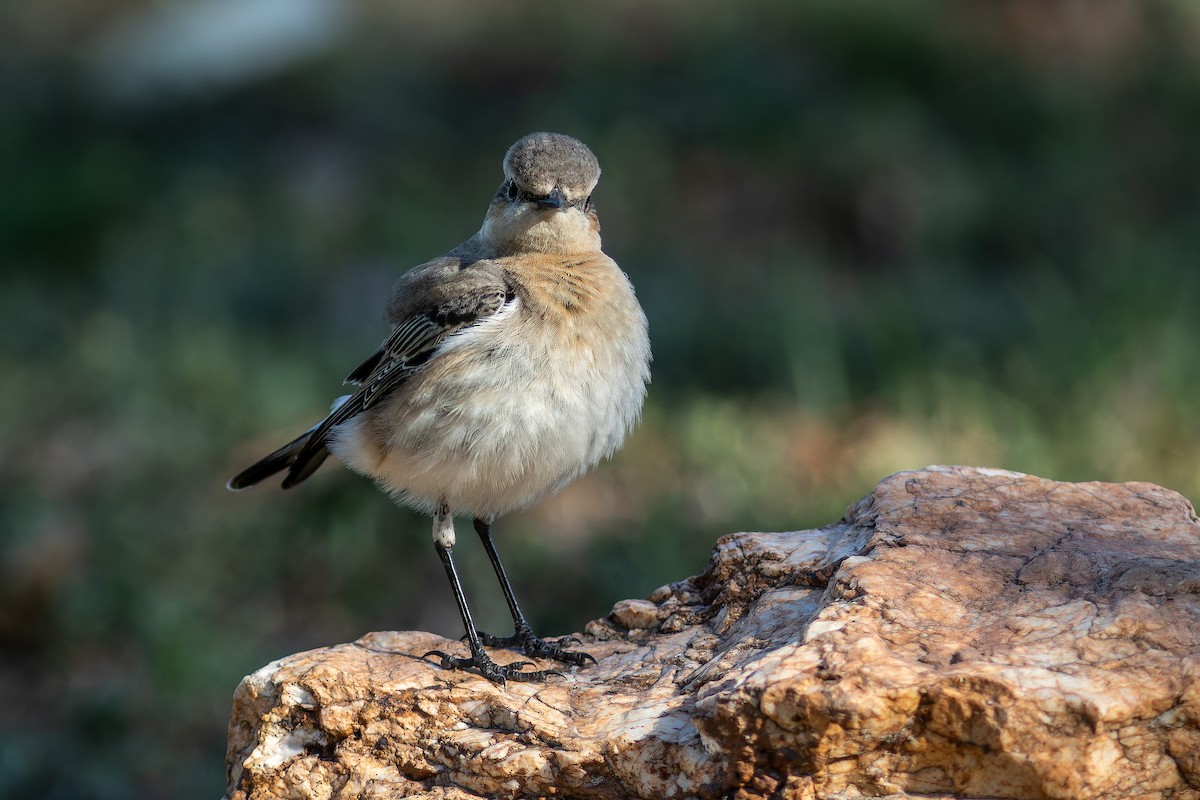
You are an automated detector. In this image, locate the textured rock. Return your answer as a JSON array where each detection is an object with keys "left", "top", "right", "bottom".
[{"left": 223, "top": 466, "right": 1200, "bottom": 800}]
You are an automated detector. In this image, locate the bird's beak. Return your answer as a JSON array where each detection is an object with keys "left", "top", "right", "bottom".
[{"left": 536, "top": 186, "right": 567, "bottom": 210}]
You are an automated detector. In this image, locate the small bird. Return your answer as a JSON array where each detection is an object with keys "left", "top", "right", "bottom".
[{"left": 228, "top": 132, "right": 651, "bottom": 683}]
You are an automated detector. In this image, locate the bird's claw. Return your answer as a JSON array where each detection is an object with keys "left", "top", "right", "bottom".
[
  {"left": 422, "top": 649, "right": 562, "bottom": 685},
  {"left": 472, "top": 628, "right": 596, "bottom": 667}
]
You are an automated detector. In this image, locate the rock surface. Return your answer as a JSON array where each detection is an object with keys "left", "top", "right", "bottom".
[{"left": 223, "top": 466, "right": 1200, "bottom": 800}]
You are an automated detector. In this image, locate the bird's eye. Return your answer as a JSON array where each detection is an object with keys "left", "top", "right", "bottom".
[{"left": 505, "top": 180, "right": 520, "bottom": 201}]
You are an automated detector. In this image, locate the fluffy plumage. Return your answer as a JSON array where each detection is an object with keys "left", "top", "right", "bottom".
[
  {"left": 229, "top": 131, "right": 650, "bottom": 520},
  {"left": 228, "top": 132, "right": 649, "bottom": 683}
]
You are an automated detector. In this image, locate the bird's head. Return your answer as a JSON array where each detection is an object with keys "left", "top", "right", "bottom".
[{"left": 481, "top": 132, "right": 603, "bottom": 255}]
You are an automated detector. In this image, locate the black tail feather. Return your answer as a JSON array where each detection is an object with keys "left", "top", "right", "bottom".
[
  {"left": 281, "top": 447, "right": 329, "bottom": 489},
  {"left": 227, "top": 429, "right": 328, "bottom": 490}
]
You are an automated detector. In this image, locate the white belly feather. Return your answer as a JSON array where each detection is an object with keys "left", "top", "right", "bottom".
[{"left": 328, "top": 295, "right": 650, "bottom": 519}]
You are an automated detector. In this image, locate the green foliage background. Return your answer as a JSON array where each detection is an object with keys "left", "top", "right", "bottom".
[{"left": 3, "top": 2, "right": 1199, "bottom": 798}]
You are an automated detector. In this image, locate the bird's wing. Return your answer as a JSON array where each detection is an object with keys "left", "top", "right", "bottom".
[
  {"left": 342, "top": 313, "right": 442, "bottom": 387},
  {"left": 280, "top": 260, "right": 511, "bottom": 488}
]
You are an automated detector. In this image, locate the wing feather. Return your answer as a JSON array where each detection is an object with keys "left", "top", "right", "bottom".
[
  {"left": 229, "top": 256, "right": 512, "bottom": 491},
  {"left": 278, "top": 280, "right": 510, "bottom": 488}
]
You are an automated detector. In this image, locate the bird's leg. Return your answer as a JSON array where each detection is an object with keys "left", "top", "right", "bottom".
[
  {"left": 470, "top": 517, "right": 597, "bottom": 668},
  {"left": 422, "top": 503, "right": 561, "bottom": 684}
]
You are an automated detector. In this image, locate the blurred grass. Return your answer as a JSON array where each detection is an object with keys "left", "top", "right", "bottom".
[{"left": 3, "top": 1, "right": 1200, "bottom": 798}]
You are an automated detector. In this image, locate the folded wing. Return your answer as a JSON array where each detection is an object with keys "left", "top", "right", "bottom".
[{"left": 228, "top": 258, "right": 511, "bottom": 490}]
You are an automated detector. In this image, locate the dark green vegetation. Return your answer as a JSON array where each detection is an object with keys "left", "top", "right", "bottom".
[{"left": 3, "top": 2, "right": 1199, "bottom": 798}]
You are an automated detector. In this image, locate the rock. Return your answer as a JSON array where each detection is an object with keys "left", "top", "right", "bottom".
[{"left": 223, "top": 466, "right": 1200, "bottom": 800}]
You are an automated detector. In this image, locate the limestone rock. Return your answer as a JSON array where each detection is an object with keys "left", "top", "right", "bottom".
[{"left": 223, "top": 466, "right": 1200, "bottom": 800}]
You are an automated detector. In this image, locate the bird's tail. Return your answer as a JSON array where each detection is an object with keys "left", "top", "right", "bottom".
[
  {"left": 226, "top": 428, "right": 329, "bottom": 491},
  {"left": 227, "top": 396, "right": 351, "bottom": 491}
]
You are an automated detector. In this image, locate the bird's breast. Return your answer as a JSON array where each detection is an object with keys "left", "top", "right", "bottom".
[{"left": 332, "top": 257, "right": 650, "bottom": 518}]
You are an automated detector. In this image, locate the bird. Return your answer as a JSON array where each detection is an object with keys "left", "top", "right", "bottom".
[{"left": 228, "top": 132, "right": 651, "bottom": 684}]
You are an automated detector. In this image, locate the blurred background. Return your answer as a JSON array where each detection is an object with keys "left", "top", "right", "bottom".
[{"left": 3, "top": 0, "right": 1200, "bottom": 797}]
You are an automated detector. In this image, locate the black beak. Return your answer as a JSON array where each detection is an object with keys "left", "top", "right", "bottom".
[{"left": 536, "top": 186, "right": 566, "bottom": 210}]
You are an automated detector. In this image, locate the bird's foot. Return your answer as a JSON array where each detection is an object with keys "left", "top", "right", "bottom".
[
  {"left": 423, "top": 647, "right": 562, "bottom": 686},
  {"left": 474, "top": 624, "right": 598, "bottom": 668}
]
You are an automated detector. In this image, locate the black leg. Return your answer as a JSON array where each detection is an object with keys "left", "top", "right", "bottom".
[
  {"left": 422, "top": 505, "right": 561, "bottom": 684},
  {"left": 471, "top": 517, "right": 597, "bottom": 668}
]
